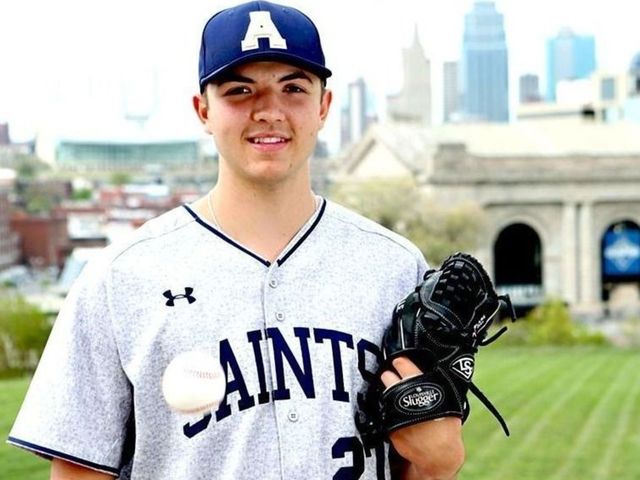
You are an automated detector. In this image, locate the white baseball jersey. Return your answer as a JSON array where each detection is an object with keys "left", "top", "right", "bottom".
[{"left": 9, "top": 198, "right": 428, "bottom": 479}]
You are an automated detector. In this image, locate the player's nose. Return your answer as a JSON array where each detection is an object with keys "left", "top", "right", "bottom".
[{"left": 251, "top": 90, "right": 285, "bottom": 123}]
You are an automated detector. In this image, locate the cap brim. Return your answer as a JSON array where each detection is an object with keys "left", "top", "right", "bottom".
[{"left": 200, "top": 52, "right": 332, "bottom": 91}]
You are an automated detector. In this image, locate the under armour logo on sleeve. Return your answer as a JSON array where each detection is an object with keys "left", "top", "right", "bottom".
[
  {"left": 163, "top": 288, "right": 196, "bottom": 307},
  {"left": 241, "top": 11, "right": 287, "bottom": 51}
]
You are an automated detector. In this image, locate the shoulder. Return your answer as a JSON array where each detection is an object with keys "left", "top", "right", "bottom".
[
  {"left": 76, "top": 206, "right": 196, "bottom": 281},
  {"left": 104, "top": 206, "right": 195, "bottom": 262},
  {"left": 322, "top": 199, "right": 427, "bottom": 268}
]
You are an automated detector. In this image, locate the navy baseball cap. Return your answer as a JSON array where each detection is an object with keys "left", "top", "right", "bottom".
[{"left": 198, "top": 1, "right": 332, "bottom": 91}]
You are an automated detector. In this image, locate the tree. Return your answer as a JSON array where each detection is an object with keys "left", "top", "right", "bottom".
[
  {"left": 20, "top": 180, "right": 64, "bottom": 214},
  {"left": 14, "top": 153, "right": 50, "bottom": 180},
  {"left": 110, "top": 171, "right": 132, "bottom": 186},
  {"left": 329, "top": 179, "right": 486, "bottom": 265}
]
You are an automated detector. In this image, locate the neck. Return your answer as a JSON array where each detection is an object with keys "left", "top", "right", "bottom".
[{"left": 196, "top": 177, "right": 318, "bottom": 262}]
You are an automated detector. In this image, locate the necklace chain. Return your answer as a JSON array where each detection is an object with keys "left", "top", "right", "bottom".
[
  {"left": 207, "top": 190, "right": 220, "bottom": 228},
  {"left": 207, "top": 191, "right": 321, "bottom": 230}
]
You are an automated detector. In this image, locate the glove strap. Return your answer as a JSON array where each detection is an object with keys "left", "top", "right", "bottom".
[
  {"left": 467, "top": 382, "right": 510, "bottom": 436},
  {"left": 381, "top": 370, "right": 464, "bottom": 434}
]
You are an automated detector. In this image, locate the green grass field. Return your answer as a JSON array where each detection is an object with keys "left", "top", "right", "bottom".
[
  {"left": 461, "top": 346, "right": 640, "bottom": 480},
  {"left": 1, "top": 346, "right": 639, "bottom": 479},
  {"left": 0, "top": 376, "right": 49, "bottom": 480}
]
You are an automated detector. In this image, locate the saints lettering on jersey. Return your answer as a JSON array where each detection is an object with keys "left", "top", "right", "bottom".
[
  {"left": 179, "top": 326, "right": 388, "bottom": 479},
  {"left": 241, "top": 11, "right": 287, "bottom": 51},
  {"left": 183, "top": 326, "right": 381, "bottom": 438}
]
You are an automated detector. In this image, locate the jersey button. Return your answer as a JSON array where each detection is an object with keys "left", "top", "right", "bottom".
[
  {"left": 268, "top": 279, "right": 278, "bottom": 288},
  {"left": 287, "top": 410, "right": 299, "bottom": 422},
  {"left": 275, "top": 312, "right": 285, "bottom": 322}
]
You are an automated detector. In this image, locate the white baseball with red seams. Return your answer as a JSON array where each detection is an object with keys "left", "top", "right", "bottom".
[{"left": 162, "top": 351, "right": 226, "bottom": 414}]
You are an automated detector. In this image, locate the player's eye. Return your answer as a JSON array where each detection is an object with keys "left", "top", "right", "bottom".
[
  {"left": 223, "top": 85, "right": 252, "bottom": 96},
  {"left": 283, "top": 84, "right": 307, "bottom": 94}
]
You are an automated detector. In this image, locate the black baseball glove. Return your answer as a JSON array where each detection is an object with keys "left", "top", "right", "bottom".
[{"left": 357, "top": 252, "right": 517, "bottom": 446}]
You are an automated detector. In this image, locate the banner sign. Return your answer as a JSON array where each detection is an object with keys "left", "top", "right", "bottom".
[{"left": 603, "top": 229, "right": 640, "bottom": 276}]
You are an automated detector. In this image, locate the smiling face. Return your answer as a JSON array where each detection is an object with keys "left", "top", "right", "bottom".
[{"left": 194, "top": 61, "right": 332, "bottom": 190}]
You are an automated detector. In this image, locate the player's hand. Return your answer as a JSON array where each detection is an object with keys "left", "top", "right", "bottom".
[{"left": 381, "top": 357, "right": 465, "bottom": 480}]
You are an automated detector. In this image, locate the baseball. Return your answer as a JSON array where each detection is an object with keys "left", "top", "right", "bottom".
[{"left": 162, "top": 350, "right": 226, "bottom": 414}]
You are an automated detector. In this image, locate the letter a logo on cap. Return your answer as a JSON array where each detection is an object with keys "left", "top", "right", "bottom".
[{"left": 241, "top": 11, "right": 287, "bottom": 51}]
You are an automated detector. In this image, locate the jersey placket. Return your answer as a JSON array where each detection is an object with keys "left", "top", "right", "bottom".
[{"left": 262, "top": 263, "right": 292, "bottom": 479}]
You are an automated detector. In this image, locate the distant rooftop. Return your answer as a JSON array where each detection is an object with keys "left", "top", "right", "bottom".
[{"left": 366, "top": 121, "right": 640, "bottom": 160}]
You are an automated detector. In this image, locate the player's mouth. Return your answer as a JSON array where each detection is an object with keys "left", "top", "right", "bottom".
[{"left": 247, "top": 134, "right": 290, "bottom": 152}]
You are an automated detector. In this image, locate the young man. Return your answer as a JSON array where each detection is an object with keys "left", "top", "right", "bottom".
[{"left": 9, "top": 2, "right": 463, "bottom": 479}]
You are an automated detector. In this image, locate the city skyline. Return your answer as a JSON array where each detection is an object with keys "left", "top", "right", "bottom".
[{"left": 1, "top": 0, "right": 639, "bottom": 151}]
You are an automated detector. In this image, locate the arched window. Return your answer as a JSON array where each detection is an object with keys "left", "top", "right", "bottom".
[
  {"left": 601, "top": 220, "right": 640, "bottom": 302},
  {"left": 494, "top": 223, "right": 543, "bottom": 310},
  {"left": 494, "top": 223, "right": 542, "bottom": 286}
]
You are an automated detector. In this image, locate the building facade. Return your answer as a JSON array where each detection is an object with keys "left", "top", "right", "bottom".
[
  {"left": 10, "top": 212, "right": 70, "bottom": 268},
  {"left": 519, "top": 74, "right": 541, "bottom": 103},
  {"left": 53, "top": 140, "right": 199, "bottom": 171},
  {"left": 337, "top": 121, "right": 640, "bottom": 318},
  {"left": 0, "top": 192, "right": 20, "bottom": 270},
  {"left": 461, "top": 1, "right": 509, "bottom": 122}
]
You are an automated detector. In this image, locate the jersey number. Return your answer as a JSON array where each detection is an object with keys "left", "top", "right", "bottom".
[{"left": 331, "top": 436, "right": 385, "bottom": 479}]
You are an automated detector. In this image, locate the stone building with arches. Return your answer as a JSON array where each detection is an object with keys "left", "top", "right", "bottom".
[{"left": 335, "top": 121, "right": 640, "bottom": 318}]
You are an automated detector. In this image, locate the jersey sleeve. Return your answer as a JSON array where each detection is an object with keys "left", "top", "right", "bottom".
[{"left": 8, "top": 252, "right": 132, "bottom": 477}]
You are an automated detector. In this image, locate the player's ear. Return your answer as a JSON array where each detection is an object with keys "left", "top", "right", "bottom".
[
  {"left": 318, "top": 89, "right": 332, "bottom": 128},
  {"left": 193, "top": 93, "right": 212, "bottom": 133}
]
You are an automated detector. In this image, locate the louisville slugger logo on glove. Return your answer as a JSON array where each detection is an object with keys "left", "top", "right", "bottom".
[
  {"left": 451, "top": 355, "right": 475, "bottom": 381},
  {"left": 357, "top": 252, "right": 517, "bottom": 447},
  {"left": 395, "top": 384, "right": 443, "bottom": 412}
]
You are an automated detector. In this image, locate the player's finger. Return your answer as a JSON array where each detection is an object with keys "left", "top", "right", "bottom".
[
  {"left": 380, "top": 369, "right": 401, "bottom": 388},
  {"left": 391, "top": 356, "right": 422, "bottom": 378}
]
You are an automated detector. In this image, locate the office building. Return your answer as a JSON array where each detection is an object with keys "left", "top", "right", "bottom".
[
  {"left": 443, "top": 61, "right": 459, "bottom": 122},
  {"left": 341, "top": 78, "right": 369, "bottom": 147},
  {"left": 387, "top": 27, "right": 431, "bottom": 125},
  {"left": 546, "top": 28, "right": 596, "bottom": 101},
  {"left": 520, "top": 74, "right": 541, "bottom": 103},
  {"left": 461, "top": 1, "right": 510, "bottom": 122}
]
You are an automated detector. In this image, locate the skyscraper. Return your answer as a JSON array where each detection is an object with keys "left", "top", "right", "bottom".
[
  {"left": 461, "top": 1, "right": 509, "bottom": 122},
  {"left": 387, "top": 26, "right": 431, "bottom": 125},
  {"left": 341, "top": 77, "right": 372, "bottom": 148},
  {"left": 546, "top": 29, "right": 596, "bottom": 101},
  {"left": 443, "top": 61, "right": 459, "bottom": 122}
]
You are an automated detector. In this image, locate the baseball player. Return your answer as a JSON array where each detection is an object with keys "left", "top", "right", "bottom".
[{"left": 8, "top": 2, "right": 464, "bottom": 479}]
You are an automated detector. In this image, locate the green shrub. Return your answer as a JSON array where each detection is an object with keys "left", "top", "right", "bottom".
[
  {"left": 496, "top": 298, "right": 608, "bottom": 346},
  {"left": 0, "top": 294, "right": 51, "bottom": 375}
]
